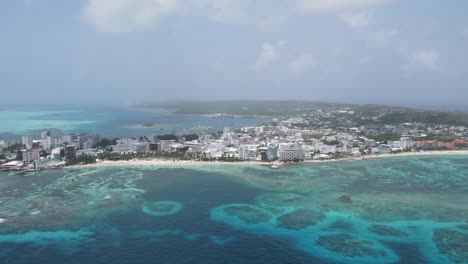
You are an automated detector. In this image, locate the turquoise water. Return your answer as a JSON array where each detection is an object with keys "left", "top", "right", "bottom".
[
  {"left": 0, "top": 107, "right": 270, "bottom": 138},
  {"left": 0, "top": 156, "right": 467, "bottom": 263}
]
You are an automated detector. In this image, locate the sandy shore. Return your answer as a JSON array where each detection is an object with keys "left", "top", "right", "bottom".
[{"left": 71, "top": 150, "right": 468, "bottom": 169}]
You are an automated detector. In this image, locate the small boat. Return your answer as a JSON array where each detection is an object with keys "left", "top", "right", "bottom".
[{"left": 271, "top": 164, "right": 279, "bottom": 169}]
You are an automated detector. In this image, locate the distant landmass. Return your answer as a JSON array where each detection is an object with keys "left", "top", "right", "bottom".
[{"left": 139, "top": 100, "right": 468, "bottom": 127}]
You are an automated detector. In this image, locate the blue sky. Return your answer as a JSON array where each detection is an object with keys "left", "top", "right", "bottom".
[{"left": 1, "top": 0, "right": 467, "bottom": 106}]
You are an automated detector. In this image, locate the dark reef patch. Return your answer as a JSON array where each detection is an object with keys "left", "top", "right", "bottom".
[
  {"left": 433, "top": 229, "right": 468, "bottom": 263},
  {"left": 316, "top": 233, "right": 387, "bottom": 258},
  {"left": 276, "top": 209, "right": 325, "bottom": 230},
  {"left": 337, "top": 195, "right": 352, "bottom": 203},
  {"left": 328, "top": 220, "right": 354, "bottom": 231},
  {"left": 368, "top": 225, "right": 408, "bottom": 237},
  {"left": 223, "top": 205, "right": 272, "bottom": 224}
]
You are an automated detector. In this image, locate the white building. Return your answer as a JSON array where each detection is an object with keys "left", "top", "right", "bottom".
[
  {"left": 112, "top": 139, "right": 148, "bottom": 154},
  {"left": 388, "top": 140, "right": 401, "bottom": 149},
  {"left": 22, "top": 136, "right": 33, "bottom": 149},
  {"left": 51, "top": 147, "right": 64, "bottom": 160},
  {"left": 159, "top": 140, "right": 174, "bottom": 152},
  {"left": 76, "top": 149, "right": 103, "bottom": 156},
  {"left": 400, "top": 137, "right": 413, "bottom": 150},
  {"left": 279, "top": 143, "right": 305, "bottom": 161},
  {"left": 239, "top": 144, "right": 258, "bottom": 161},
  {"left": 224, "top": 147, "right": 239, "bottom": 159},
  {"left": 302, "top": 145, "right": 315, "bottom": 160},
  {"left": 23, "top": 149, "right": 40, "bottom": 163},
  {"left": 1, "top": 160, "right": 24, "bottom": 170},
  {"left": 42, "top": 137, "right": 52, "bottom": 150}
]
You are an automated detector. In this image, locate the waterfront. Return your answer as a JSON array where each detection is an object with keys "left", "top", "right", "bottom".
[
  {"left": 0, "top": 106, "right": 271, "bottom": 139},
  {"left": 0, "top": 155, "right": 467, "bottom": 264}
]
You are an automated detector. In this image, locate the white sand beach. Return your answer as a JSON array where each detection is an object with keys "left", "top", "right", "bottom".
[{"left": 72, "top": 150, "right": 468, "bottom": 169}]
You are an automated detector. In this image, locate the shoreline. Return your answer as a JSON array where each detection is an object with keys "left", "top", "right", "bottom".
[{"left": 70, "top": 150, "right": 468, "bottom": 169}]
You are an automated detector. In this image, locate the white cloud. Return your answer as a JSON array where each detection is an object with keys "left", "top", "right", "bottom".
[
  {"left": 402, "top": 49, "right": 442, "bottom": 71},
  {"left": 339, "top": 10, "right": 374, "bottom": 28},
  {"left": 82, "top": 0, "right": 255, "bottom": 33},
  {"left": 256, "top": 15, "right": 288, "bottom": 32},
  {"left": 359, "top": 55, "right": 375, "bottom": 65},
  {"left": 297, "top": 0, "right": 390, "bottom": 13},
  {"left": 365, "top": 29, "right": 398, "bottom": 45},
  {"left": 193, "top": 0, "right": 254, "bottom": 24},
  {"left": 254, "top": 42, "right": 282, "bottom": 70},
  {"left": 287, "top": 53, "right": 318, "bottom": 73},
  {"left": 82, "top": 0, "right": 180, "bottom": 33},
  {"left": 330, "top": 46, "right": 346, "bottom": 57}
]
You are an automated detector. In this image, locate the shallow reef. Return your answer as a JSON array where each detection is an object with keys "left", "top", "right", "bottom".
[
  {"left": 0, "top": 168, "right": 145, "bottom": 231},
  {"left": 210, "top": 156, "right": 468, "bottom": 263},
  {"left": 256, "top": 193, "right": 308, "bottom": 210},
  {"left": 1, "top": 156, "right": 468, "bottom": 263},
  {"left": 141, "top": 201, "right": 183, "bottom": 216},
  {"left": 433, "top": 229, "right": 468, "bottom": 263}
]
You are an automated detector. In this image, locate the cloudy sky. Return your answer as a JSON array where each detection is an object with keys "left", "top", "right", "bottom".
[{"left": 1, "top": 0, "right": 467, "bottom": 106}]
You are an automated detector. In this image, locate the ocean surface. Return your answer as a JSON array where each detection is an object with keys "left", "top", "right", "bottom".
[
  {"left": 0, "top": 155, "right": 467, "bottom": 263},
  {"left": 0, "top": 106, "right": 270, "bottom": 139}
]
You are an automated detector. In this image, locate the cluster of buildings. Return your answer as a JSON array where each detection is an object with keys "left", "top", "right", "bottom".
[
  {"left": 2, "top": 106, "right": 468, "bottom": 170},
  {"left": 96, "top": 127, "right": 417, "bottom": 162},
  {"left": 1, "top": 131, "right": 101, "bottom": 171}
]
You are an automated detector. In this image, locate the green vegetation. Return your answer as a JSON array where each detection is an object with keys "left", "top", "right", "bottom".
[
  {"left": 366, "top": 133, "right": 401, "bottom": 143},
  {"left": 156, "top": 134, "right": 178, "bottom": 140},
  {"left": 141, "top": 100, "right": 468, "bottom": 128},
  {"left": 422, "top": 134, "right": 458, "bottom": 142},
  {"left": 65, "top": 155, "right": 97, "bottom": 166},
  {"left": 2, "top": 143, "right": 23, "bottom": 152},
  {"left": 380, "top": 110, "right": 468, "bottom": 126},
  {"left": 182, "top": 134, "right": 199, "bottom": 141},
  {"left": 143, "top": 100, "right": 363, "bottom": 116}
]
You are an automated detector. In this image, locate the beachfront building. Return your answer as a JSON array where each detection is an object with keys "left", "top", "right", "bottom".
[
  {"left": 184, "top": 142, "right": 205, "bottom": 153},
  {"left": 112, "top": 138, "right": 148, "bottom": 154},
  {"left": 51, "top": 147, "right": 65, "bottom": 160},
  {"left": 23, "top": 149, "right": 40, "bottom": 163},
  {"left": 1, "top": 160, "right": 24, "bottom": 170},
  {"left": 400, "top": 137, "right": 413, "bottom": 150},
  {"left": 266, "top": 144, "right": 278, "bottom": 161},
  {"left": 159, "top": 140, "right": 173, "bottom": 152},
  {"left": 224, "top": 147, "right": 239, "bottom": 159},
  {"left": 258, "top": 144, "right": 278, "bottom": 161},
  {"left": 279, "top": 143, "right": 305, "bottom": 161},
  {"left": 77, "top": 149, "right": 103, "bottom": 156},
  {"left": 239, "top": 144, "right": 259, "bottom": 161},
  {"left": 302, "top": 145, "right": 316, "bottom": 160},
  {"left": 65, "top": 145, "right": 76, "bottom": 160}
]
